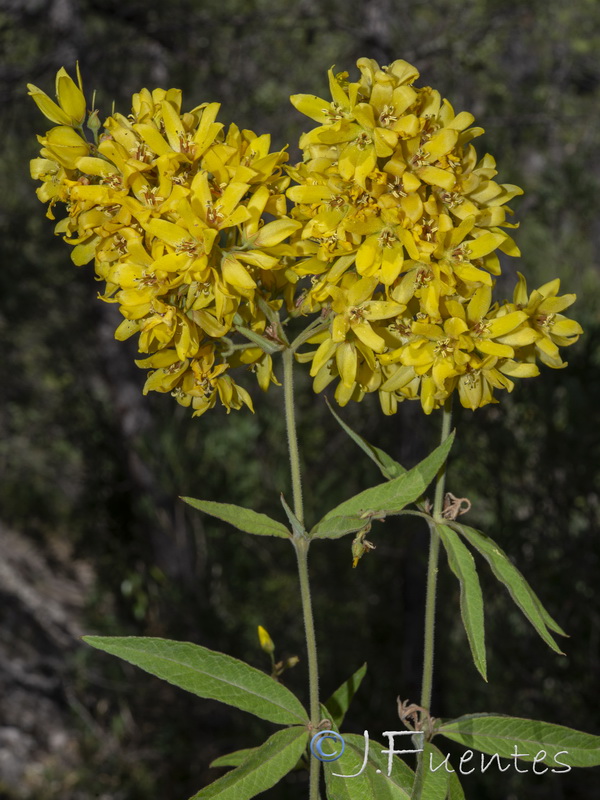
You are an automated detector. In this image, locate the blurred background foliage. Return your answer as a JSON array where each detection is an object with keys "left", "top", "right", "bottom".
[{"left": 0, "top": 0, "right": 599, "bottom": 797}]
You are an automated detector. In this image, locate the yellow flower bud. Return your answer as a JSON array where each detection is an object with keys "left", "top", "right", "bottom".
[{"left": 257, "top": 625, "right": 275, "bottom": 655}]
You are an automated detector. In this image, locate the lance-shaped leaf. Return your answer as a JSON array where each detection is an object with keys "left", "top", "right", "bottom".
[
  {"left": 450, "top": 522, "right": 565, "bottom": 651},
  {"left": 210, "top": 748, "right": 258, "bottom": 769},
  {"left": 191, "top": 726, "right": 308, "bottom": 799},
  {"left": 326, "top": 399, "right": 405, "bottom": 480},
  {"left": 83, "top": 636, "right": 308, "bottom": 725},
  {"left": 279, "top": 493, "right": 305, "bottom": 538},
  {"left": 437, "top": 713, "right": 600, "bottom": 768},
  {"left": 448, "top": 770, "right": 466, "bottom": 800},
  {"left": 181, "top": 497, "right": 290, "bottom": 539},
  {"left": 324, "top": 663, "right": 367, "bottom": 728},
  {"left": 311, "top": 431, "right": 454, "bottom": 539},
  {"left": 437, "top": 524, "right": 487, "bottom": 681},
  {"left": 323, "top": 732, "right": 415, "bottom": 800},
  {"left": 417, "top": 743, "right": 451, "bottom": 800},
  {"left": 417, "top": 744, "right": 465, "bottom": 799}
]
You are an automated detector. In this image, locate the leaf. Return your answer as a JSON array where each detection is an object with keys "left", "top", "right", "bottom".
[
  {"left": 323, "top": 733, "right": 415, "bottom": 800},
  {"left": 437, "top": 524, "right": 487, "bottom": 681},
  {"left": 447, "top": 770, "right": 466, "bottom": 800},
  {"left": 326, "top": 399, "right": 406, "bottom": 480},
  {"left": 279, "top": 493, "right": 305, "bottom": 537},
  {"left": 437, "top": 713, "right": 600, "bottom": 768},
  {"left": 324, "top": 663, "right": 367, "bottom": 728},
  {"left": 191, "top": 726, "right": 308, "bottom": 799},
  {"left": 419, "top": 743, "right": 451, "bottom": 800},
  {"left": 450, "top": 522, "right": 565, "bottom": 652},
  {"left": 83, "top": 636, "right": 308, "bottom": 725},
  {"left": 311, "top": 431, "right": 454, "bottom": 539},
  {"left": 310, "top": 515, "right": 372, "bottom": 540},
  {"left": 210, "top": 748, "right": 257, "bottom": 769},
  {"left": 181, "top": 497, "right": 290, "bottom": 539}
]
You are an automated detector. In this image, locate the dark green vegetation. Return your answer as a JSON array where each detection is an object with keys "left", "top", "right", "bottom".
[{"left": 1, "top": 0, "right": 599, "bottom": 797}]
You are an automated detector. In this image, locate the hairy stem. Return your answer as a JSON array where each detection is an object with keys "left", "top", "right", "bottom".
[
  {"left": 420, "top": 397, "right": 453, "bottom": 711},
  {"left": 282, "top": 347, "right": 320, "bottom": 799},
  {"left": 295, "top": 536, "right": 321, "bottom": 799},
  {"left": 413, "top": 398, "right": 453, "bottom": 799},
  {"left": 283, "top": 348, "right": 304, "bottom": 524}
]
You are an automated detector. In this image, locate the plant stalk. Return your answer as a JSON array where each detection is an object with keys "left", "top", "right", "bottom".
[
  {"left": 283, "top": 348, "right": 304, "bottom": 524},
  {"left": 282, "top": 347, "right": 321, "bottom": 799},
  {"left": 420, "top": 397, "right": 453, "bottom": 711},
  {"left": 413, "top": 398, "right": 453, "bottom": 800}
]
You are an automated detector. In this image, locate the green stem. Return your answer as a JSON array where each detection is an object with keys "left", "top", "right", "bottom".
[
  {"left": 420, "top": 397, "right": 453, "bottom": 711},
  {"left": 290, "top": 318, "right": 330, "bottom": 352},
  {"left": 413, "top": 398, "right": 453, "bottom": 799},
  {"left": 295, "top": 537, "right": 321, "bottom": 799},
  {"left": 283, "top": 348, "right": 304, "bottom": 524},
  {"left": 282, "top": 347, "right": 320, "bottom": 799}
]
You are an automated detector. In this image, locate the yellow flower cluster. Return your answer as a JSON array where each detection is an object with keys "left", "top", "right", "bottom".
[
  {"left": 29, "top": 62, "right": 582, "bottom": 419},
  {"left": 29, "top": 68, "right": 300, "bottom": 416},
  {"left": 288, "top": 59, "right": 582, "bottom": 413}
]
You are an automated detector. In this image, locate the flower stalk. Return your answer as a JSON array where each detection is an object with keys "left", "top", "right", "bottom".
[
  {"left": 413, "top": 397, "right": 453, "bottom": 800},
  {"left": 283, "top": 346, "right": 321, "bottom": 799}
]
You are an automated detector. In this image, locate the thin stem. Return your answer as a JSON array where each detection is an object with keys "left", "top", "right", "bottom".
[
  {"left": 295, "top": 537, "right": 321, "bottom": 798},
  {"left": 420, "top": 397, "right": 453, "bottom": 711},
  {"left": 282, "top": 347, "right": 320, "bottom": 799},
  {"left": 282, "top": 348, "right": 304, "bottom": 524},
  {"left": 290, "top": 318, "right": 330, "bottom": 352},
  {"left": 413, "top": 398, "right": 453, "bottom": 799}
]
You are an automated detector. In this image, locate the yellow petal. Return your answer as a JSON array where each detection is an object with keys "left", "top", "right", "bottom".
[
  {"left": 286, "top": 185, "right": 334, "bottom": 204},
  {"left": 352, "top": 322, "right": 386, "bottom": 353},
  {"left": 418, "top": 165, "right": 456, "bottom": 190},
  {"left": 467, "top": 232, "right": 505, "bottom": 259},
  {"left": 290, "top": 93, "right": 333, "bottom": 123},
  {"left": 310, "top": 337, "right": 338, "bottom": 375},
  {"left": 56, "top": 68, "right": 87, "bottom": 124},
  {"left": 499, "top": 361, "right": 540, "bottom": 378},
  {"left": 221, "top": 256, "right": 256, "bottom": 289},
  {"left": 476, "top": 340, "right": 514, "bottom": 358},
  {"left": 422, "top": 128, "right": 458, "bottom": 160},
  {"left": 487, "top": 311, "right": 527, "bottom": 337},
  {"left": 356, "top": 235, "right": 380, "bottom": 275},
  {"left": 253, "top": 219, "right": 302, "bottom": 247},
  {"left": 27, "top": 84, "right": 72, "bottom": 125},
  {"left": 551, "top": 318, "right": 583, "bottom": 337},
  {"left": 336, "top": 342, "right": 358, "bottom": 387},
  {"left": 467, "top": 285, "right": 492, "bottom": 322}
]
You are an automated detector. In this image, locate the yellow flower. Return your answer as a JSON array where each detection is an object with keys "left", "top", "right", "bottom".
[
  {"left": 511, "top": 273, "right": 583, "bottom": 368},
  {"left": 257, "top": 625, "right": 275, "bottom": 655},
  {"left": 30, "top": 68, "right": 300, "bottom": 418},
  {"left": 28, "top": 66, "right": 86, "bottom": 127},
  {"left": 289, "top": 57, "right": 580, "bottom": 413}
]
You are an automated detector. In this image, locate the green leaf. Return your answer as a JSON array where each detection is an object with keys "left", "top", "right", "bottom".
[
  {"left": 279, "top": 493, "right": 305, "bottom": 537},
  {"left": 310, "top": 515, "right": 372, "bottom": 540},
  {"left": 450, "top": 522, "right": 565, "bottom": 652},
  {"left": 419, "top": 743, "right": 451, "bottom": 800},
  {"left": 311, "top": 431, "right": 455, "bottom": 539},
  {"left": 437, "top": 524, "right": 487, "bottom": 681},
  {"left": 448, "top": 770, "right": 466, "bottom": 800},
  {"left": 326, "top": 399, "right": 406, "bottom": 480},
  {"left": 324, "top": 663, "right": 367, "bottom": 728},
  {"left": 181, "top": 497, "right": 290, "bottom": 539},
  {"left": 210, "top": 748, "right": 257, "bottom": 769},
  {"left": 438, "top": 713, "right": 600, "bottom": 768},
  {"left": 191, "top": 726, "right": 308, "bottom": 799},
  {"left": 83, "top": 636, "right": 308, "bottom": 725},
  {"left": 323, "top": 733, "right": 415, "bottom": 800}
]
